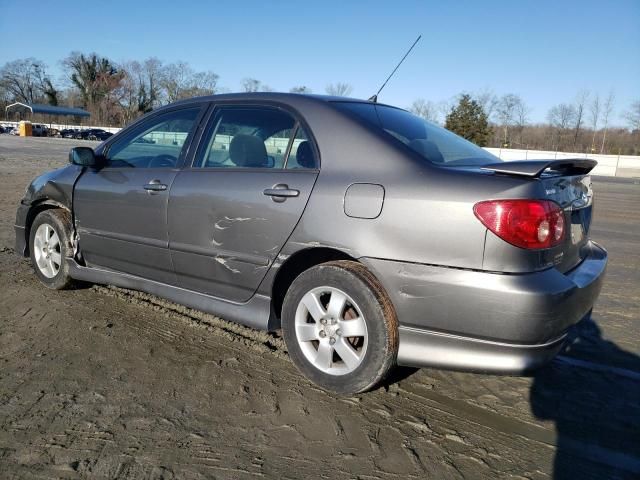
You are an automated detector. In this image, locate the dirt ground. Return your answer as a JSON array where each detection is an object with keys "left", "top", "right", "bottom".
[{"left": 0, "top": 135, "right": 639, "bottom": 479}]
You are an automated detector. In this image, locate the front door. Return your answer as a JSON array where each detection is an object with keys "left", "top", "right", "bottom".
[
  {"left": 167, "top": 105, "right": 320, "bottom": 302},
  {"left": 74, "top": 105, "right": 204, "bottom": 284}
]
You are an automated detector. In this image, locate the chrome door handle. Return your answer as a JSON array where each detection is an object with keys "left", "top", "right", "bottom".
[
  {"left": 144, "top": 180, "right": 168, "bottom": 193},
  {"left": 263, "top": 184, "right": 300, "bottom": 202}
]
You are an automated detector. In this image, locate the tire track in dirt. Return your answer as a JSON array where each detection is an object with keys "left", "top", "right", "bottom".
[{"left": 89, "top": 279, "right": 639, "bottom": 477}]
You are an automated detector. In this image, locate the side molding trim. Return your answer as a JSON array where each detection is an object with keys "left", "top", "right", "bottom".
[{"left": 67, "top": 259, "right": 271, "bottom": 331}]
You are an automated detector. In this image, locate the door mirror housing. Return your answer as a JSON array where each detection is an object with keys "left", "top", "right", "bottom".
[{"left": 69, "top": 147, "right": 98, "bottom": 167}]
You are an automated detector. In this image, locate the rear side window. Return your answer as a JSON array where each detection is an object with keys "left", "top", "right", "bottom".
[
  {"left": 333, "top": 102, "right": 499, "bottom": 167},
  {"left": 285, "top": 128, "right": 316, "bottom": 169},
  {"left": 194, "top": 106, "right": 317, "bottom": 169}
]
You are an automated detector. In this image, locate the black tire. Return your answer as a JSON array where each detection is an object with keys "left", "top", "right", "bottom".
[
  {"left": 29, "top": 209, "right": 75, "bottom": 290},
  {"left": 282, "top": 260, "right": 398, "bottom": 395}
]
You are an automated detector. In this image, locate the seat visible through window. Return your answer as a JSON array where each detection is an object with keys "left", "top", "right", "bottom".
[{"left": 229, "top": 134, "right": 269, "bottom": 167}]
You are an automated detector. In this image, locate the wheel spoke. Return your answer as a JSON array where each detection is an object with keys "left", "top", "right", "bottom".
[
  {"left": 338, "top": 316, "right": 366, "bottom": 337},
  {"left": 296, "top": 323, "right": 317, "bottom": 342},
  {"left": 49, "top": 232, "right": 60, "bottom": 249},
  {"left": 45, "top": 259, "right": 55, "bottom": 277},
  {"left": 50, "top": 251, "right": 62, "bottom": 266},
  {"left": 334, "top": 338, "right": 361, "bottom": 370},
  {"left": 36, "top": 254, "right": 47, "bottom": 271},
  {"left": 326, "top": 290, "right": 347, "bottom": 319},
  {"left": 314, "top": 342, "right": 333, "bottom": 370},
  {"left": 34, "top": 231, "right": 43, "bottom": 250},
  {"left": 300, "top": 292, "right": 326, "bottom": 322}
]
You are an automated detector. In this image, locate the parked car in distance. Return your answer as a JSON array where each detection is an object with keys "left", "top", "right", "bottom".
[
  {"left": 87, "top": 129, "right": 113, "bottom": 141},
  {"left": 14, "top": 93, "right": 607, "bottom": 394},
  {"left": 71, "top": 128, "right": 113, "bottom": 141},
  {"left": 59, "top": 128, "right": 79, "bottom": 139},
  {"left": 32, "top": 124, "right": 48, "bottom": 137}
]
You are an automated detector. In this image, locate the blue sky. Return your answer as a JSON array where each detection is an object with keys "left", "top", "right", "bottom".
[{"left": 0, "top": 0, "right": 638, "bottom": 124}]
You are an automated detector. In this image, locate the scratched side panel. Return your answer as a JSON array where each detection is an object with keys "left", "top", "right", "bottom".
[{"left": 167, "top": 170, "right": 317, "bottom": 303}]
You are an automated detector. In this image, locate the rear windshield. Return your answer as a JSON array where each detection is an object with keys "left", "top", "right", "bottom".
[{"left": 333, "top": 102, "right": 500, "bottom": 167}]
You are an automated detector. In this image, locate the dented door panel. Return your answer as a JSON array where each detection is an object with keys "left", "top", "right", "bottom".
[{"left": 167, "top": 170, "right": 317, "bottom": 302}]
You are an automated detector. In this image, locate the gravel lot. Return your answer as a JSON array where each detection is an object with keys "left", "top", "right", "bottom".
[{"left": 0, "top": 135, "right": 639, "bottom": 479}]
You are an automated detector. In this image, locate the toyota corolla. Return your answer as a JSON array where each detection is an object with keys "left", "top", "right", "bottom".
[{"left": 15, "top": 93, "right": 607, "bottom": 394}]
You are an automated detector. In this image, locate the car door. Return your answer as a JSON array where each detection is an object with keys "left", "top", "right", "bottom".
[
  {"left": 167, "top": 104, "right": 320, "bottom": 302},
  {"left": 74, "top": 104, "right": 206, "bottom": 284}
]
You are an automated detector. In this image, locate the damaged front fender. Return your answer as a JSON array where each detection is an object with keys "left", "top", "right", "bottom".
[{"left": 15, "top": 165, "right": 84, "bottom": 256}]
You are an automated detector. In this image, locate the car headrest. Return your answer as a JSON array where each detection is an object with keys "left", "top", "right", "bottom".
[
  {"left": 229, "top": 134, "right": 268, "bottom": 168},
  {"left": 295, "top": 141, "right": 315, "bottom": 168},
  {"left": 408, "top": 139, "right": 445, "bottom": 164}
]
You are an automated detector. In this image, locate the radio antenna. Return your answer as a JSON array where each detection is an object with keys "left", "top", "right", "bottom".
[{"left": 368, "top": 35, "right": 421, "bottom": 103}]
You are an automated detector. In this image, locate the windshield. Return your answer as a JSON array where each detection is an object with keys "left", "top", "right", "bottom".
[{"left": 333, "top": 102, "right": 501, "bottom": 167}]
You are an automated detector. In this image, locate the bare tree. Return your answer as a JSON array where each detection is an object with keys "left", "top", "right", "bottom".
[
  {"left": 0, "top": 58, "right": 58, "bottom": 104},
  {"left": 187, "top": 71, "right": 219, "bottom": 96},
  {"left": 409, "top": 98, "right": 440, "bottom": 122},
  {"left": 160, "top": 62, "right": 191, "bottom": 102},
  {"left": 623, "top": 100, "right": 640, "bottom": 131},
  {"left": 514, "top": 99, "right": 531, "bottom": 146},
  {"left": 290, "top": 86, "right": 311, "bottom": 93},
  {"left": 161, "top": 62, "right": 219, "bottom": 102},
  {"left": 600, "top": 90, "right": 615, "bottom": 153},
  {"left": 325, "top": 82, "right": 353, "bottom": 97},
  {"left": 118, "top": 58, "right": 164, "bottom": 123},
  {"left": 547, "top": 103, "right": 576, "bottom": 150},
  {"left": 572, "top": 90, "right": 589, "bottom": 148},
  {"left": 588, "top": 94, "right": 600, "bottom": 152},
  {"left": 495, "top": 94, "right": 521, "bottom": 146},
  {"left": 474, "top": 89, "right": 499, "bottom": 121},
  {"left": 242, "top": 78, "right": 261, "bottom": 92}
]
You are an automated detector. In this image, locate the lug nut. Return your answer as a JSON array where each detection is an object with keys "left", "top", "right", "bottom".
[
  {"left": 320, "top": 319, "right": 327, "bottom": 325},
  {"left": 335, "top": 328, "right": 341, "bottom": 337},
  {"left": 329, "top": 337, "right": 336, "bottom": 345},
  {"left": 319, "top": 330, "right": 326, "bottom": 338}
]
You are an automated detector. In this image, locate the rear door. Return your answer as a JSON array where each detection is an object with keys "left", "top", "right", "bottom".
[
  {"left": 74, "top": 105, "right": 205, "bottom": 284},
  {"left": 167, "top": 104, "right": 319, "bottom": 302}
]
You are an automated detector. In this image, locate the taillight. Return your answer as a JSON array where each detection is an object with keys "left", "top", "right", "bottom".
[{"left": 473, "top": 199, "right": 565, "bottom": 250}]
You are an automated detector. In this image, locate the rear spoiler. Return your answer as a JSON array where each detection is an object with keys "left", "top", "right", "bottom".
[{"left": 481, "top": 159, "right": 597, "bottom": 178}]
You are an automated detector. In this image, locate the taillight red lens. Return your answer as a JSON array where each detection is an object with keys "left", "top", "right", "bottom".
[{"left": 473, "top": 200, "right": 565, "bottom": 250}]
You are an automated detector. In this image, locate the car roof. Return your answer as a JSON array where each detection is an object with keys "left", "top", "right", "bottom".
[{"left": 166, "top": 92, "right": 401, "bottom": 111}]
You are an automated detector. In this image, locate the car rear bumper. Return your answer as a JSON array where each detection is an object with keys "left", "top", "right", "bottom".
[
  {"left": 361, "top": 241, "right": 607, "bottom": 373},
  {"left": 397, "top": 324, "right": 569, "bottom": 373}
]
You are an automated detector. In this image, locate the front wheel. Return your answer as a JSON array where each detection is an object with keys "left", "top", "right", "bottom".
[
  {"left": 29, "top": 209, "right": 75, "bottom": 290},
  {"left": 282, "top": 261, "right": 398, "bottom": 395}
]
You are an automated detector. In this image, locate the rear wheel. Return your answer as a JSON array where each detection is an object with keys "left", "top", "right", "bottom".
[
  {"left": 282, "top": 260, "right": 398, "bottom": 395},
  {"left": 29, "top": 210, "right": 75, "bottom": 290}
]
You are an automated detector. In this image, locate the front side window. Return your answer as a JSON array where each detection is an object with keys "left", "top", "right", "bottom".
[
  {"left": 195, "top": 106, "right": 317, "bottom": 169},
  {"left": 333, "top": 102, "right": 499, "bottom": 167},
  {"left": 106, "top": 107, "right": 201, "bottom": 168}
]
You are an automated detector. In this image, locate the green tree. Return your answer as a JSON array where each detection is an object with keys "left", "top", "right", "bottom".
[
  {"left": 64, "top": 52, "right": 124, "bottom": 125},
  {"left": 64, "top": 52, "right": 122, "bottom": 107},
  {"left": 445, "top": 94, "right": 491, "bottom": 146}
]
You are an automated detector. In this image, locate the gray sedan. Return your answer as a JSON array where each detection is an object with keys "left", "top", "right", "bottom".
[{"left": 14, "top": 93, "right": 607, "bottom": 394}]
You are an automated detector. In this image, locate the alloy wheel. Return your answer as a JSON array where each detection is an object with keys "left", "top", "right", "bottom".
[{"left": 294, "top": 286, "right": 368, "bottom": 375}]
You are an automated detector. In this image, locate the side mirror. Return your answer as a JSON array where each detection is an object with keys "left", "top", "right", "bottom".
[{"left": 69, "top": 147, "right": 98, "bottom": 167}]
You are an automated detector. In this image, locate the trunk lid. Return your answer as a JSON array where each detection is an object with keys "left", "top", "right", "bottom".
[
  {"left": 538, "top": 172, "right": 594, "bottom": 272},
  {"left": 482, "top": 159, "right": 596, "bottom": 273}
]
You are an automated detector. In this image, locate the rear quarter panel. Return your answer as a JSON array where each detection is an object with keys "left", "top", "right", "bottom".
[{"left": 262, "top": 99, "right": 541, "bottom": 274}]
